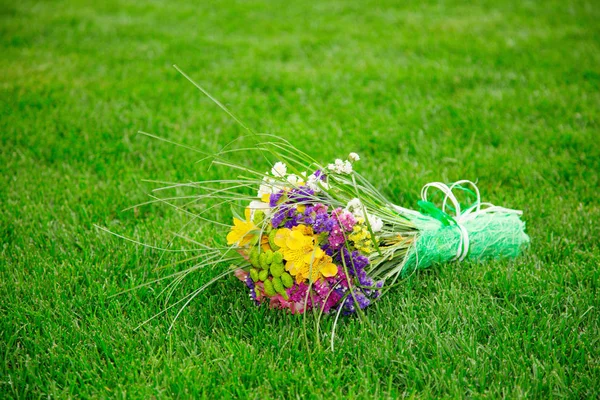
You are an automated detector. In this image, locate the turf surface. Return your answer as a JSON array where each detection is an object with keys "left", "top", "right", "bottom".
[{"left": 1, "top": 0, "right": 599, "bottom": 398}]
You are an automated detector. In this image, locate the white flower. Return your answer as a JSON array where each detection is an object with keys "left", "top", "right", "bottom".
[
  {"left": 341, "top": 160, "right": 353, "bottom": 174},
  {"left": 327, "top": 158, "right": 353, "bottom": 174},
  {"left": 347, "top": 198, "right": 362, "bottom": 211},
  {"left": 307, "top": 172, "right": 330, "bottom": 192},
  {"left": 257, "top": 184, "right": 272, "bottom": 197},
  {"left": 271, "top": 162, "right": 287, "bottom": 177},
  {"left": 327, "top": 159, "right": 343, "bottom": 173},
  {"left": 348, "top": 152, "right": 360, "bottom": 162},
  {"left": 248, "top": 200, "right": 272, "bottom": 218},
  {"left": 347, "top": 198, "right": 365, "bottom": 218},
  {"left": 257, "top": 175, "right": 277, "bottom": 197},
  {"left": 346, "top": 198, "right": 382, "bottom": 231},
  {"left": 286, "top": 174, "right": 304, "bottom": 186},
  {"left": 306, "top": 174, "right": 319, "bottom": 192},
  {"left": 366, "top": 214, "right": 384, "bottom": 232}
]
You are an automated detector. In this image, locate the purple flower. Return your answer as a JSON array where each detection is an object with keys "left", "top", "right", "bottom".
[
  {"left": 340, "top": 291, "right": 371, "bottom": 314},
  {"left": 323, "top": 292, "right": 342, "bottom": 313},
  {"left": 357, "top": 270, "right": 373, "bottom": 287},
  {"left": 339, "top": 247, "right": 369, "bottom": 275},
  {"left": 328, "top": 269, "right": 349, "bottom": 290},
  {"left": 372, "top": 281, "right": 384, "bottom": 299},
  {"left": 286, "top": 207, "right": 297, "bottom": 218},
  {"left": 312, "top": 213, "right": 332, "bottom": 234},
  {"left": 353, "top": 292, "right": 371, "bottom": 309},
  {"left": 271, "top": 209, "right": 286, "bottom": 228},
  {"left": 269, "top": 191, "right": 284, "bottom": 207},
  {"left": 322, "top": 243, "right": 335, "bottom": 257},
  {"left": 288, "top": 187, "right": 314, "bottom": 203},
  {"left": 313, "top": 169, "right": 325, "bottom": 181},
  {"left": 284, "top": 214, "right": 301, "bottom": 229},
  {"left": 315, "top": 284, "right": 342, "bottom": 314},
  {"left": 343, "top": 297, "right": 356, "bottom": 314},
  {"left": 341, "top": 216, "right": 356, "bottom": 232},
  {"left": 245, "top": 275, "right": 259, "bottom": 304}
]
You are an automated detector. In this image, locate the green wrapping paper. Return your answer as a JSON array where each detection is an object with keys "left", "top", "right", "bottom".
[{"left": 400, "top": 211, "right": 530, "bottom": 277}]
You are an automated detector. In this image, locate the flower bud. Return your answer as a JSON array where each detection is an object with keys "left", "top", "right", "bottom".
[
  {"left": 263, "top": 279, "right": 276, "bottom": 296},
  {"left": 272, "top": 251, "right": 283, "bottom": 264},
  {"left": 259, "top": 253, "right": 269, "bottom": 269},
  {"left": 249, "top": 247, "right": 259, "bottom": 267},
  {"left": 268, "top": 230, "right": 280, "bottom": 251},
  {"left": 249, "top": 268, "right": 259, "bottom": 282},
  {"left": 253, "top": 210, "right": 265, "bottom": 224},
  {"left": 272, "top": 277, "right": 288, "bottom": 299},
  {"left": 270, "top": 262, "right": 284, "bottom": 278},
  {"left": 258, "top": 269, "right": 269, "bottom": 282},
  {"left": 265, "top": 249, "right": 274, "bottom": 265},
  {"left": 281, "top": 272, "right": 294, "bottom": 288}
]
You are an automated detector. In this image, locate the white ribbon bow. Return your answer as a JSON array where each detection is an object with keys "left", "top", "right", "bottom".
[{"left": 394, "top": 180, "right": 523, "bottom": 262}]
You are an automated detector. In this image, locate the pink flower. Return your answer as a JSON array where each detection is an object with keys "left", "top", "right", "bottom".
[
  {"left": 290, "top": 301, "right": 306, "bottom": 314},
  {"left": 313, "top": 203, "right": 328, "bottom": 215},
  {"left": 328, "top": 222, "right": 346, "bottom": 249},
  {"left": 234, "top": 269, "right": 248, "bottom": 281},
  {"left": 269, "top": 294, "right": 307, "bottom": 314},
  {"left": 269, "top": 294, "right": 291, "bottom": 309},
  {"left": 334, "top": 208, "right": 356, "bottom": 232}
]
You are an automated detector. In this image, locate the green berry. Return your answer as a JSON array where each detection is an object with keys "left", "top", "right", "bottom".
[
  {"left": 258, "top": 269, "right": 269, "bottom": 281},
  {"left": 270, "top": 262, "right": 284, "bottom": 278},
  {"left": 254, "top": 210, "right": 265, "bottom": 225},
  {"left": 272, "top": 277, "right": 285, "bottom": 295},
  {"left": 272, "top": 278, "right": 288, "bottom": 299},
  {"left": 268, "top": 230, "right": 280, "bottom": 251},
  {"left": 265, "top": 249, "right": 274, "bottom": 265},
  {"left": 249, "top": 268, "right": 259, "bottom": 282},
  {"left": 263, "top": 279, "right": 276, "bottom": 296},
  {"left": 249, "top": 247, "right": 259, "bottom": 267},
  {"left": 259, "top": 253, "right": 269, "bottom": 269},
  {"left": 281, "top": 272, "right": 294, "bottom": 288},
  {"left": 272, "top": 251, "right": 283, "bottom": 264}
]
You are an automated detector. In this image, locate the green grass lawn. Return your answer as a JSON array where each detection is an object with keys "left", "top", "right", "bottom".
[{"left": 2, "top": 0, "right": 599, "bottom": 397}]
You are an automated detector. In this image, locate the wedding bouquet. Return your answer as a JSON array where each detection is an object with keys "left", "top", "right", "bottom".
[
  {"left": 118, "top": 69, "right": 529, "bottom": 331},
  {"left": 177, "top": 138, "right": 530, "bottom": 319}
]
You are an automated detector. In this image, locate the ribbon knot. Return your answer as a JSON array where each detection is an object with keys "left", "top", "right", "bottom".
[{"left": 418, "top": 180, "right": 523, "bottom": 262}]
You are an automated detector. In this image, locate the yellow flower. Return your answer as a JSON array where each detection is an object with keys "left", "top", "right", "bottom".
[
  {"left": 293, "top": 224, "right": 313, "bottom": 236},
  {"left": 349, "top": 222, "right": 376, "bottom": 253},
  {"left": 273, "top": 225, "right": 338, "bottom": 282},
  {"left": 273, "top": 225, "right": 313, "bottom": 248},
  {"left": 296, "top": 252, "right": 338, "bottom": 283},
  {"left": 226, "top": 208, "right": 257, "bottom": 247}
]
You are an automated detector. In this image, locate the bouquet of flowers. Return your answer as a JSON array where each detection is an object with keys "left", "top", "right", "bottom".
[
  {"left": 170, "top": 138, "right": 530, "bottom": 320},
  {"left": 116, "top": 69, "right": 529, "bottom": 334}
]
